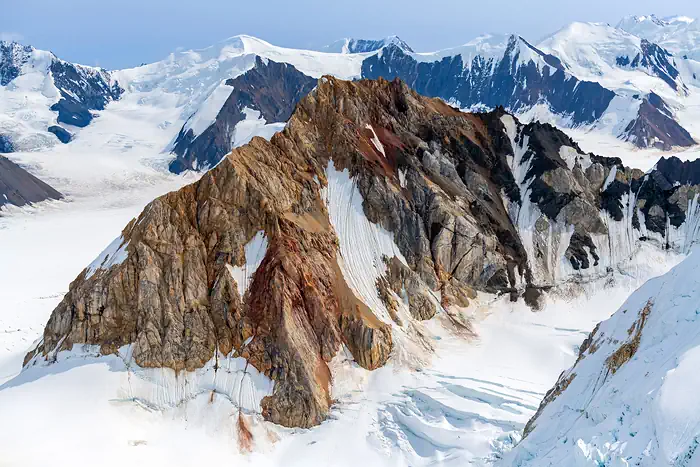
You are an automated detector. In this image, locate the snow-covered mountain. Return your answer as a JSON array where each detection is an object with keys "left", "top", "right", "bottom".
[
  {"left": 322, "top": 35, "right": 414, "bottom": 54},
  {"left": 5, "top": 16, "right": 700, "bottom": 467},
  {"left": 0, "top": 41, "right": 122, "bottom": 152},
  {"left": 503, "top": 246, "right": 700, "bottom": 466},
  {"left": 4, "top": 23, "right": 700, "bottom": 174},
  {"left": 618, "top": 14, "right": 700, "bottom": 61}
]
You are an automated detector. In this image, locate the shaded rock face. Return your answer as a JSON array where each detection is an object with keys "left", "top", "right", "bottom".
[
  {"left": 1, "top": 41, "right": 122, "bottom": 129},
  {"left": 623, "top": 92, "right": 695, "bottom": 150},
  {"left": 324, "top": 36, "right": 414, "bottom": 54},
  {"left": 0, "top": 156, "right": 63, "bottom": 208},
  {"left": 169, "top": 57, "right": 317, "bottom": 173},
  {"left": 0, "top": 134, "right": 13, "bottom": 153},
  {"left": 618, "top": 39, "right": 685, "bottom": 93},
  {"left": 628, "top": 156, "right": 700, "bottom": 237},
  {"left": 0, "top": 41, "right": 31, "bottom": 86},
  {"left": 26, "top": 77, "right": 700, "bottom": 429},
  {"left": 361, "top": 38, "right": 616, "bottom": 125},
  {"left": 47, "top": 125, "right": 72, "bottom": 144},
  {"left": 48, "top": 60, "right": 123, "bottom": 128}
]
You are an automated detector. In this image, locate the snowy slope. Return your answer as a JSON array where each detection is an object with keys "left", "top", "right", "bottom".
[
  {"left": 322, "top": 35, "right": 413, "bottom": 54},
  {"left": 114, "top": 34, "right": 364, "bottom": 132},
  {"left": 410, "top": 33, "right": 556, "bottom": 67},
  {"left": 0, "top": 42, "right": 61, "bottom": 151},
  {"left": 0, "top": 192, "right": 682, "bottom": 467},
  {"left": 618, "top": 15, "right": 700, "bottom": 61},
  {"left": 0, "top": 41, "right": 122, "bottom": 152},
  {"left": 503, "top": 247, "right": 700, "bottom": 467},
  {"left": 537, "top": 22, "right": 687, "bottom": 94}
]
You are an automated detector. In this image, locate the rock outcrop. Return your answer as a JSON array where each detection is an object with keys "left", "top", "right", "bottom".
[
  {"left": 361, "top": 37, "right": 616, "bottom": 126},
  {"left": 26, "top": 76, "right": 700, "bottom": 428},
  {"left": 169, "top": 57, "right": 317, "bottom": 173},
  {"left": 0, "top": 156, "right": 63, "bottom": 208},
  {"left": 47, "top": 125, "right": 72, "bottom": 144},
  {"left": 623, "top": 92, "right": 695, "bottom": 150},
  {"left": 48, "top": 60, "right": 123, "bottom": 128},
  {"left": 0, "top": 39, "right": 123, "bottom": 137}
]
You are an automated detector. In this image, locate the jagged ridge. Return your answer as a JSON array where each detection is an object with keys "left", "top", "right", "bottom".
[{"left": 25, "top": 77, "right": 700, "bottom": 430}]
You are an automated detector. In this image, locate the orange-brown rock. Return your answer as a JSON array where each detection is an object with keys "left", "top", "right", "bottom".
[{"left": 29, "top": 76, "right": 543, "bottom": 428}]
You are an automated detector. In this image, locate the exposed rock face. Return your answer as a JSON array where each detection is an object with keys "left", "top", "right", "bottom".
[
  {"left": 361, "top": 38, "right": 616, "bottom": 126},
  {"left": 0, "top": 156, "right": 63, "bottom": 208},
  {"left": 27, "top": 77, "right": 700, "bottom": 428},
  {"left": 323, "top": 36, "right": 414, "bottom": 54},
  {"left": 47, "top": 125, "right": 72, "bottom": 144},
  {"left": 0, "top": 134, "right": 13, "bottom": 153},
  {"left": 169, "top": 57, "right": 317, "bottom": 173},
  {"left": 623, "top": 92, "right": 695, "bottom": 150},
  {"left": 0, "top": 41, "right": 31, "bottom": 86},
  {"left": 48, "top": 60, "right": 123, "bottom": 128},
  {"left": 617, "top": 39, "right": 686, "bottom": 93}
]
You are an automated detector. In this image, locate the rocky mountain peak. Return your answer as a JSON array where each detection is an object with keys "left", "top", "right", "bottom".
[
  {"left": 322, "top": 35, "right": 413, "bottom": 54},
  {"left": 25, "top": 75, "right": 700, "bottom": 431},
  {"left": 169, "top": 56, "right": 317, "bottom": 173},
  {"left": 0, "top": 40, "right": 33, "bottom": 86}
]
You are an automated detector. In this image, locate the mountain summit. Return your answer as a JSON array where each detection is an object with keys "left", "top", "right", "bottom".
[
  {"left": 24, "top": 75, "right": 700, "bottom": 433},
  {"left": 322, "top": 35, "right": 414, "bottom": 54}
]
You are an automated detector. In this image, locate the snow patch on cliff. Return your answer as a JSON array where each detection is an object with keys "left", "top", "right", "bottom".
[
  {"left": 226, "top": 230, "right": 268, "bottom": 297},
  {"left": 231, "top": 107, "right": 286, "bottom": 149},
  {"left": 85, "top": 235, "right": 129, "bottom": 279},
  {"left": 322, "top": 160, "right": 407, "bottom": 324}
]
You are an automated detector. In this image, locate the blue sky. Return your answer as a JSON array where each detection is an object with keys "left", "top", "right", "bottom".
[{"left": 2, "top": 0, "right": 699, "bottom": 69}]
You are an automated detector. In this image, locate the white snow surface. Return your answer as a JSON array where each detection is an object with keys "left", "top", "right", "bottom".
[
  {"left": 536, "top": 21, "right": 691, "bottom": 114},
  {"left": 231, "top": 107, "right": 286, "bottom": 150},
  {"left": 85, "top": 234, "right": 130, "bottom": 279},
  {"left": 503, "top": 247, "right": 700, "bottom": 466},
  {"left": 0, "top": 44, "right": 63, "bottom": 151},
  {"left": 321, "top": 160, "right": 407, "bottom": 323},
  {"left": 181, "top": 80, "right": 234, "bottom": 138},
  {"left": 365, "top": 124, "right": 387, "bottom": 157},
  {"left": 618, "top": 14, "right": 700, "bottom": 61},
  {"left": 226, "top": 230, "right": 269, "bottom": 298}
]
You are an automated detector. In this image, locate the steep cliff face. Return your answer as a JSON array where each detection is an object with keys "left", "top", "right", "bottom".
[
  {"left": 48, "top": 59, "right": 123, "bottom": 128},
  {"left": 169, "top": 57, "right": 317, "bottom": 173},
  {"left": 622, "top": 92, "right": 696, "bottom": 150},
  {"left": 25, "top": 77, "right": 700, "bottom": 429},
  {"left": 0, "top": 40, "right": 123, "bottom": 151},
  {"left": 0, "top": 156, "right": 63, "bottom": 208},
  {"left": 361, "top": 38, "right": 615, "bottom": 126}
]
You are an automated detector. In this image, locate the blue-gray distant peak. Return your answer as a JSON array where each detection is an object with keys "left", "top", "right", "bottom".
[{"left": 322, "top": 35, "right": 413, "bottom": 54}]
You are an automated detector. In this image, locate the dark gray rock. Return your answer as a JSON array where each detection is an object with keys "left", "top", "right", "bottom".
[
  {"left": 618, "top": 39, "right": 685, "bottom": 93},
  {"left": 0, "top": 41, "right": 31, "bottom": 86},
  {"left": 324, "top": 36, "right": 413, "bottom": 54},
  {"left": 361, "top": 37, "right": 616, "bottom": 126},
  {"left": 49, "top": 60, "right": 123, "bottom": 128},
  {"left": 0, "top": 134, "right": 13, "bottom": 153},
  {"left": 0, "top": 156, "right": 62, "bottom": 208},
  {"left": 47, "top": 125, "right": 72, "bottom": 144},
  {"left": 169, "top": 56, "right": 316, "bottom": 173}
]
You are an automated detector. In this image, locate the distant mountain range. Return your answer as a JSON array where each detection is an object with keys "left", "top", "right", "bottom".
[{"left": 1, "top": 15, "right": 700, "bottom": 177}]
